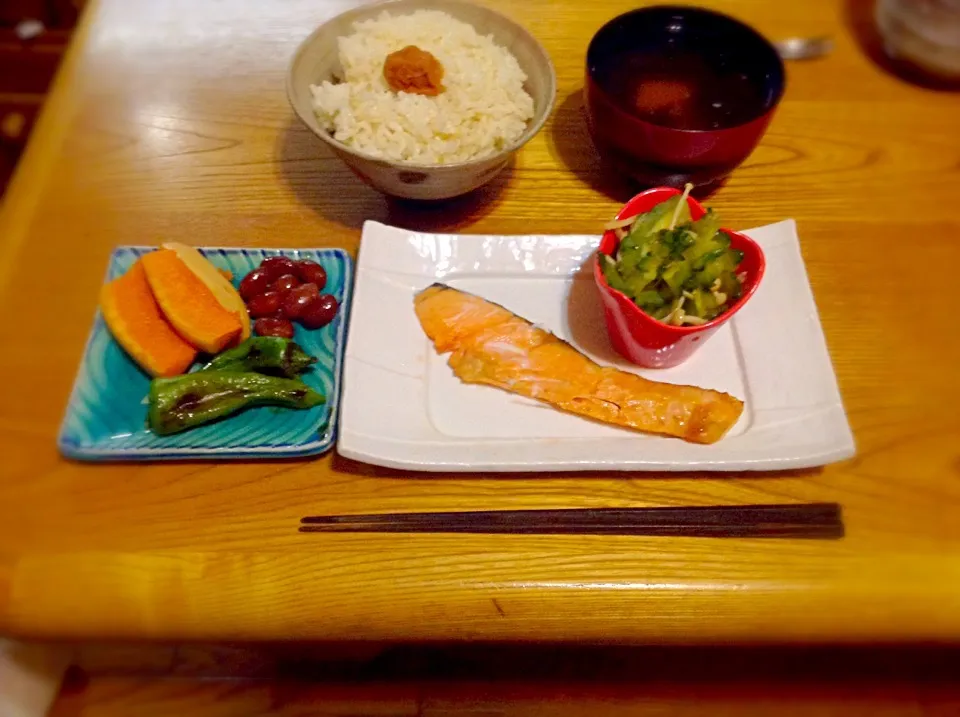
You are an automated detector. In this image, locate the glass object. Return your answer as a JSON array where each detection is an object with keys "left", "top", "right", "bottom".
[{"left": 875, "top": 0, "right": 960, "bottom": 83}]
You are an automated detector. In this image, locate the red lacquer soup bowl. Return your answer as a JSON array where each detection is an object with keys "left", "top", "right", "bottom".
[
  {"left": 584, "top": 5, "right": 786, "bottom": 188},
  {"left": 593, "top": 187, "right": 766, "bottom": 368}
]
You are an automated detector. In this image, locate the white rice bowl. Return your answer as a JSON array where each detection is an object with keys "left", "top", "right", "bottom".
[{"left": 309, "top": 10, "right": 535, "bottom": 165}]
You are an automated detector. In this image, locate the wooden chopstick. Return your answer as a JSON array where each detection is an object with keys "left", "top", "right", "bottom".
[{"left": 299, "top": 503, "right": 843, "bottom": 539}]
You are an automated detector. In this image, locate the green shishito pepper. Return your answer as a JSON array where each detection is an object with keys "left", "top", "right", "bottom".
[
  {"left": 148, "top": 371, "right": 325, "bottom": 436},
  {"left": 201, "top": 337, "right": 316, "bottom": 378}
]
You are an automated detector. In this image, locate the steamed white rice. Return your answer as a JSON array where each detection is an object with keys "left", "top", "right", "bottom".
[{"left": 310, "top": 10, "right": 535, "bottom": 165}]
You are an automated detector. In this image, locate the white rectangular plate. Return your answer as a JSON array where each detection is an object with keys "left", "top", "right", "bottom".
[{"left": 338, "top": 220, "right": 855, "bottom": 472}]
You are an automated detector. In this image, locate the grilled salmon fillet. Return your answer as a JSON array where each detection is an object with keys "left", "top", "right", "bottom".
[{"left": 414, "top": 283, "right": 743, "bottom": 444}]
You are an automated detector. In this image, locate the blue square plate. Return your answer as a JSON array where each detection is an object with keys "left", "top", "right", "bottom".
[{"left": 58, "top": 246, "right": 353, "bottom": 461}]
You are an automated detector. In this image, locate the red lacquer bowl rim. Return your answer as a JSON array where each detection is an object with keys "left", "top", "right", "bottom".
[{"left": 594, "top": 187, "right": 766, "bottom": 336}]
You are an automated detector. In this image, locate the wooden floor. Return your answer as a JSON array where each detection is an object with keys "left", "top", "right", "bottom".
[
  {"left": 48, "top": 646, "right": 960, "bottom": 716},
  {"left": 1, "top": 9, "right": 82, "bottom": 196},
  {"left": 50, "top": 676, "right": 960, "bottom": 716}
]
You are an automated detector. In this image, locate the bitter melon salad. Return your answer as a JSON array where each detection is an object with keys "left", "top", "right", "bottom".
[{"left": 600, "top": 185, "right": 745, "bottom": 327}]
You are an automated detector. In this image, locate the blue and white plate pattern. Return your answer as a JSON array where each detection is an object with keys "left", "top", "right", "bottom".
[{"left": 58, "top": 246, "right": 353, "bottom": 461}]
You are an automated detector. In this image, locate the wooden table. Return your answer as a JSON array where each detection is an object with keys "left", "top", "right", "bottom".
[{"left": 0, "top": 0, "right": 958, "bottom": 644}]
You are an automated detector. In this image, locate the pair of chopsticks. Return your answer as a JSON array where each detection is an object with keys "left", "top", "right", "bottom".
[{"left": 299, "top": 503, "right": 843, "bottom": 539}]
